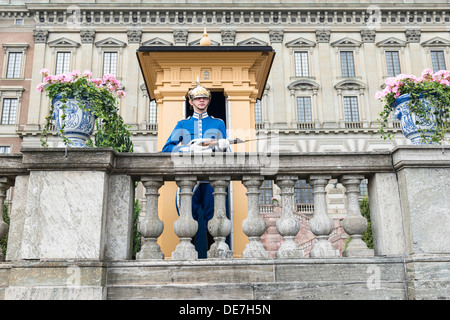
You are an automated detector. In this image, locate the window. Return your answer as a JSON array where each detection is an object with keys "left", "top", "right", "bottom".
[
  {"left": 294, "top": 180, "right": 314, "bottom": 204},
  {"left": 6, "top": 52, "right": 23, "bottom": 78},
  {"left": 359, "top": 179, "right": 368, "bottom": 197},
  {"left": 385, "top": 51, "right": 401, "bottom": 77},
  {"left": 431, "top": 50, "right": 446, "bottom": 72},
  {"left": 340, "top": 51, "right": 355, "bottom": 77},
  {"left": 294, "top": 51, "right": 309, "bottom": 77},
  {"left": 343, "top": 96, "right": 359, "bottom": 122},
  {"left": 149, "top": 100, "right": 158, "bottom": 124},
  {"left": 103, "top": 52, "right": 118, "bottom": 76},
  {"left": 259, "top": 180, "right": 273, "bottom": 205},
  {"left": 297, "top": 97, "right": 312, "bottom": 122},
  {"left": 254, "top": 100, "right": 262, "bottom": 123},
  {"left": 55, "top": 52, "right": 71, "bottom": 74},
  {"left": 0, "top": 146, "right": 10, "bottom": 154},
  {"left": 15, "top": 19, "right": 24, "bottom": 26},
  {"left": 1, "top": 98, "right": 17, "bottom": 125}
]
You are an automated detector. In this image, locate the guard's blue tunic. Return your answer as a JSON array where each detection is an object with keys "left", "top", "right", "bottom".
[
  {"left": 162, "top": 112, "right": 229, "bottom": 257},
  {"left": 162, "top": 112, "right": 226, "bottom": 153}
]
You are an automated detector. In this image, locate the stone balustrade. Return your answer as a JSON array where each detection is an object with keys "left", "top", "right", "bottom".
[{"left": 0, "top": 146, "right": 448, "bottom": 299}]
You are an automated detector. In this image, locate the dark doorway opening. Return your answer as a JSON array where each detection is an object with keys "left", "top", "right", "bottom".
[{"left": 185, "top": 91, "right": 227, "bottom": 127}]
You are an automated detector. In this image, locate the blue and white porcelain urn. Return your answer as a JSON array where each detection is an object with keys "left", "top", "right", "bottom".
[
  {"left": 393, "top": 93, "right": 437, "bottom": 145},
  {"left": 51, "top": 94, "right": 96, "bottom": 148}
]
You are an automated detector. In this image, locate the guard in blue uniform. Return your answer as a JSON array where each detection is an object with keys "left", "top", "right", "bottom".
[{"left": 162, "top": 81, "right": 230, "bottom": 258}]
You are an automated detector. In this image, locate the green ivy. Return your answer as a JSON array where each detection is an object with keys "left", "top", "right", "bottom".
[
  {"left": 132, "top": 199, "right": 142, "bottom": 260},
  {"left": 0, "top": 203, "right": 9, "bottom": 256}
]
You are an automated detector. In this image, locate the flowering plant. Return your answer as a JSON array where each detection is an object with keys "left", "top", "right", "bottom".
[
  {"left": 271, "top": 197, "right": 279, "bottom": 206},
  {"left": 375, "top": 69, "right": 450, "bottom": 144},
  {"left": 37, "top": 69, "right": 133, "bottom": 152}
]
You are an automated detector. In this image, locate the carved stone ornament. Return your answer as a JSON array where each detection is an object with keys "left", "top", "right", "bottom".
[
  {"left": 173, "top": 29, "right": 188, "bottom": 45},
  {"left": 315, "top": 29, "right": 331, "bottom": 43},
  {"left": 127, "top": 29, "right": 142, "bottom": 44},
  {"left": 269, "top": 29, "right": 284, "bottom": 43},
  {"left": 405, "top": 29, "right": 421, "bottom": 43},
  {"left": 33, "top": 29, "right": 49, "bottom": 43},
  {"left": 80, "top": 29, "right": 96, "bottom": 43},
  {"left": 361, "top": 29, "right": 376, "bottom": 43},
  {"left": 221, "top": 29, "right": 236, "bottom": 45}
]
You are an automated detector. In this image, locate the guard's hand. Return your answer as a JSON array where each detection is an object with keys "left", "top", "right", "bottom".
[
  {"left": 189, "top": 139, "right": 212, "bottom": 153},
  {"left": 215, "top": 139, "right": 230, "bottom": 151}
]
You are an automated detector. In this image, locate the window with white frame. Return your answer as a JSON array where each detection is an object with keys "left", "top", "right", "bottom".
[
  {"left": 294, "top": 180, "right": 314, "bottom": 204},
  {"left": 103, "top": 52, "right": 118, "bottom": 76},
  {"left": 149, "top": 100, "right": 158, "bottom": 124},
  {"left": 6, "top": 52, "right": 23, "bottom": 79},
  {"left": 431, "top": 50, "right": 446, "bottom": 72},
  {"left": 343, "top": 96, "right": 359, "bottom": 122},
  {"left": 359, "top": 179, "right": 368, "bottom": 197},
  {"left": 340, "top": 51, "right": 355, "bottom": 77},
  {"left": 296, "top": 97, "right": 312, "bottom": 122},
  {"left": 294, "top": 51, "right": 309, "bottom": 77},
  {"left": 254, "top": 99, "right": 262, "bottom": 123},
  {"left": 385, "top": 51, "right": 401, "bottom": 77},
  {"left": 259, "top": 180, "right": 273, "bottom": 205},
  {"left": 55, "top": 52, "right": 71, "bottom": 74},
  {"left": 1, "top": 98, "right": 18, "bottom": 125},
  {"left": 0, "top": 146, "right": 10, "bottom": 154}
]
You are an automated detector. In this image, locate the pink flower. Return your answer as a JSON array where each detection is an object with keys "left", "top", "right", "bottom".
[
  {"left": 103, "top": 73, "right": 117, "bottom": 82},
  {"left": 421, "top": 68, "right": 433, "bottom": 77},
  {"left": 90, "top": 78, "right": 103, "bottom": 86},
  {"left": 36, "top": 83, "right": 44, "bottom": 93},
  {"left": 384, "top": 77, "right": 396, "bottom": 87},
  {"left": 117, "top": 90, "right": 126, "bottom": 98},
  {"left": 82, "top": 70, "right": 93, "bottom": 77},
  {"left": 71, "top": 70, "right": 81, "bottom": 78},
  {"left": 43, "top": 75, "right": 54, "bottom": 83},
  {"left": 374, "top": 90, "right": 384, "bottom": 100},
  {"left": 40, "top": 68, "right": 49, "bottom": 76}
]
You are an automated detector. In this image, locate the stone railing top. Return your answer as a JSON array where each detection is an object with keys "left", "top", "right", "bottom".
[{"left": 0, "top": 146, "right": 447, "bottom": 181}]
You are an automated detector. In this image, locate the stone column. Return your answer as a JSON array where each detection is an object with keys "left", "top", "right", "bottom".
[
  {"left": 275, "top": 175, "right": 303, "bottom": 258},
  {"left": 26, "top": 29, "right": 48, "bottom": 131},
  {"left": 308, "top": 175, "right": 339, "bottom": 258},
  {"left": 0, "top": 177, "right": 12, "bottom": 261},
  {"left": 172, "top": 175, "right": 198, "bottom": 260},
  {"left": 137, "top": 176, "right": 164, "bottom": 260},
  {"left": 340, "top": 175, "right": 374, "bottom": 257},
  {"left": 207, "top": 175, "right": 233, "bottom": 259},
  {"left": 241, "top": 176, "right": 269, "bottom": 259}
]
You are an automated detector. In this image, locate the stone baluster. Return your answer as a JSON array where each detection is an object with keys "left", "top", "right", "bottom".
[
  {"left": 172, "top": 175, "right": 198, "bottom": 260},
  {"left": 207, "top": 175, "right": 233, "bottom": 259},
  {"left": 340, "top": 175, "right": 374, "bottom": 257},
  {"left": 0, "top": 177, "right": 11, "bottom": 261},
  {"left": 275, "top": 175, "right": 303, "bottom": 258},
  {"left": 136, "top": 176, "right": 164, "bottom": 260},
  {"left": 241, "top": 175, "right": 269, "bottom": 259},
  {"left": 308, "top": 175, "right": 340, "bottom": 258}
]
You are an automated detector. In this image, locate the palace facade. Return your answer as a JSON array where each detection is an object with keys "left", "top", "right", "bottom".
[{"left": 0, "top": 0, "right": 449, "bottom": 225}]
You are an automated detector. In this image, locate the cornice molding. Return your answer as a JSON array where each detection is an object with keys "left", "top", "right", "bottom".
[{"left": 5, "top": 7, "right": 447, "bottom": 29}]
